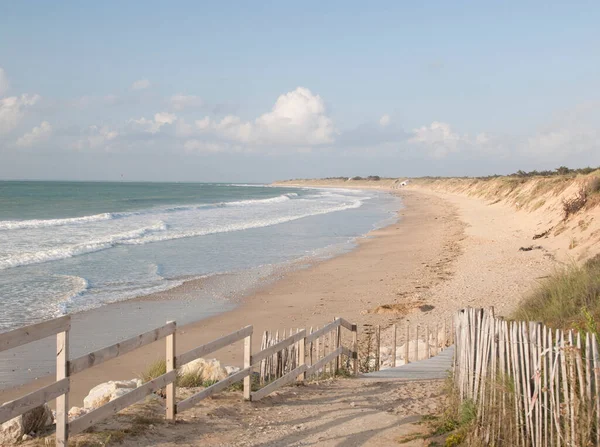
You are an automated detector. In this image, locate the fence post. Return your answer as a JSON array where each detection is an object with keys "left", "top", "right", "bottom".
[
  {"left": 335, "top": 321, "right": 341, "bottom": 373},
  {"left": 55, "top": 328, "right": 69, "bottom": 447},
  {"left": 415, "top": 325, "right": 419, "bottom": 361},
  {"left": 392, "top": 324, "right": 397, "bottom": 367},
  {"left": 244, "top": 329, "right": 253, "bottom": 400},
  {"left": 165, "top": 321, "right": 176, "bottom": 421},
  {"left": 375, "top": 325, "right": 381, "bottom": 371},
  {"left": 426, "top": 325, "right": 431, "bottom": 359},
  {"left": 443, "top": 320, "right": 447, "bottom": 349},
  {"left": 405, "top": 324, "right": 410, "bottom": 364},
  {"left": 352, "top": 324, "right": 358, "bottom": 375},
  {"left": 298, "top": 334, "right": 306, "bottom": 382}
]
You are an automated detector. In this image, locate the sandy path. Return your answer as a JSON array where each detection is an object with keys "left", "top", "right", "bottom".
[{"left": 42, "top": 377, "right": 445, "bottom": 447}]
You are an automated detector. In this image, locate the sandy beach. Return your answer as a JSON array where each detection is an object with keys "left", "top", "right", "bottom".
[{"left": 0, "top": 184, "right": 560, "bottom": 409}]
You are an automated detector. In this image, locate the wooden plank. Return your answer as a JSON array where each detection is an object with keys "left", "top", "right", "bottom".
[
  {"left": 298, "top": 333, "right": 306, "bottom": 382},
  {"left": 165, "top": 321, "right": 176, "bottom": 421},
  {"left": 69, "top": 322, "right": 176, "bottom": 375},
  {"left": 405, "top": 323, "right": 410, "bottom": 364},
  {"left": 352, "top": 324, "right": 358, "bottom": 375},
  {"left": 56, "top": 330, "right": 69, "bottom": 447},
  {"left": 0, "top": 378, "right": 69, "bottom": 424},
  {"left": 306, "top": 347, "right": 343, "bottom": 377},
  {"left": 375, "top": 325, "right": 381, "bottom": 371},
  {"left": 0, "top": 315, "right": 70, "bottom": 353},
  {"left": 585, "top": 332, "right": 593, "bottom": 441},
  {"left": 592, "top": 334, "right": 600, "bottom": 447},
  {"left": 243, "top": 332, "right": 252, "bottom": 400},
  {"left": 339, "top": 318, "right": 354, "bottom": 331},
  {"left": 335, "top": 322, "right": 341, "bottom": 373},
  {"left": 306, "top": 319, "right": 341, "bottom": 343},
  {"left": 341, "top": 346, "right": 354, "bottom": 358},
  {"left": 252, "top": 330, "right": 306, "bottom": 365},
  {"left": 176, "top": 326, "right": 252, "bottom": 366},
  {"left": 178, "top": 368, "right": 251, "bottom": 412},
  {"left": 69, "top": 370, "right": 177, "bottom": 435},
  {"left": 251, "top": 364, "right": 308, "bottom": 401},
  {"left": 391, "top": 324, "right": 397, "bottom": 368}
]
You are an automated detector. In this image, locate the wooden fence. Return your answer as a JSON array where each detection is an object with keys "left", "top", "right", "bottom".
[
  {"left": 361, "top": 319, "right": 454, "bottom": 371},
  {"left": 0, "top": 316, "right": 357, "bottom": 446},
  {"left": 454, "top": 307, "right": 600, "bottom": 446},
  {"left": 258, "top": 318, "right": 358, "bottom": 383}
]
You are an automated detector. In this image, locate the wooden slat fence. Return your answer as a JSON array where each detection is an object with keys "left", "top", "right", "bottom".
[
  {"left": 0, "top": 315, "right": 358, "bottom": 445},
  {"left": 454, "top": 307, "right": 600, "bottom": 446},
  {"left": 359, "top": 319, "right": 454, "bottom": 372},
  {"left": 252, "top": 318, "right": 358, "bottom": 400}
]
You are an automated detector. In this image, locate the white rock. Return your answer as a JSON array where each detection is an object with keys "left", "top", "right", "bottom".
[
  {"left": 179, "top": 358, "right": 227, "bottom": 382},
  {"left": 225, "top": 366, "right": 241, "bottom": 376},
  {"left": 68, "top": 406, "right": 89, "bottom": 420},
  {"left": 0, "top": 404, "right": 52, "bottom": 445},
  {"left": 83, "top": 379, "right": 141, "bottom": 410}
]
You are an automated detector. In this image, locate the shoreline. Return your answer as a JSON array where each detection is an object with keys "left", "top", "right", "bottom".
[
  {"left": 1, "top": 183, "right": 561, "bottom": 409},
  {"left": 2, "top": 188, "right": 455, "bottom": 406}
]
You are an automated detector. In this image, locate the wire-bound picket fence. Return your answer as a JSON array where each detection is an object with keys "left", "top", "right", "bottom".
[
  {"left": 258, "top": 320, "right": 357, "bottom": 383},
  {"left": 454, "top": 307, "right": 600, "bottom": 446}
]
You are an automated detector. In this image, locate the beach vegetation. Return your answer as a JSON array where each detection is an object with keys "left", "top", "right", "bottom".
[
  {"left": 512, "top": 254, "right": 600, "bottom": 332},
  {"left": 140, "top": 360, "right": 223, "bottom": 388},
  {"left": 562, "top": 185, "right": 588, "bottom": 220},
  {"left": 140, "top": 359, "right": 166, "bottom": 383}
]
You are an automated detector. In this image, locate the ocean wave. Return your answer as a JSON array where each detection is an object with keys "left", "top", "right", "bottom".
[
  {"left": 0, "top": 222, "right": 168, "bottom": 270},
  {"left": 0, "top": 195, "right": 301, "bottom": 231},
  {"left": 120, "top": 199, "right": 363, "bottom": 245},
  {"left": 0, "top": 213, "right": 114, "bottom": 230},
  {"left": 0, "top": 197, "right": 362, "bottom": 270}
]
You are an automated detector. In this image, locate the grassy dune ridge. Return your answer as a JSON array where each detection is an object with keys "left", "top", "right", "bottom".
[{"left": 277, "top": 171, "right": 600, "bottom": 329}]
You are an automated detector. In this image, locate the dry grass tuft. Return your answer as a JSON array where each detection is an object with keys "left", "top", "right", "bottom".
[
  {"left": 562, "top": 186, "right": 588, "bottom": 220},
  {"left": 513, "top": 254, "right": 600, "bottom": 332}
]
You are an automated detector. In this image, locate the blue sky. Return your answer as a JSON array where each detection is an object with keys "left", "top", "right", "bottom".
[{"left": 1, "top": 1, "right": 599, "bottom": 181}]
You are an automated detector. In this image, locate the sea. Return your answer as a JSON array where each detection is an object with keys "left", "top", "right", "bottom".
[
  {"left": 0, "top": 181, "right": 401, "bottom": 332},
  {"left": 0, "top": 181, "right": 401, "bottom": 387}
]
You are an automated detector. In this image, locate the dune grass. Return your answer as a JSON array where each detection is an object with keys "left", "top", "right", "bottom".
[{"left": 513, "top": 254, "right": 600, "bottom": 332}]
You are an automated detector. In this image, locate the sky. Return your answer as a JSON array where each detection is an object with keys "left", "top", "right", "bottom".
[{"left": 1, "top": 1, "right": 599, "bottom": 182}]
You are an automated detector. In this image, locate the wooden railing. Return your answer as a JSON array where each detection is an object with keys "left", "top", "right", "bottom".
[
  {"left": 0, "top": 316, "right": 358, "bottom": 446},
  {"left": 250, "top": 318, "right": 357, "bottom": 401}
]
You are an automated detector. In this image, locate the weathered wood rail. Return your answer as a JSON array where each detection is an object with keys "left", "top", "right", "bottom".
[
  {"left": 454, "top": 307, "right": 600, "bottom": 446},
  {"left": 0, "top": 315, "right": 357, "bottom": 446}
]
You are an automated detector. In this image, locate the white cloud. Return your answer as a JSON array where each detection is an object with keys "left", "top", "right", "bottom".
[
  {"left": 131, "top": 79, "right": 151, "bottom": 90},
  {"left": 192, "top": 87, "right": 335, "bottom": 148},
  {"left": 16, "top": 121, "right": 53, "bottom": 147},
  {"left": 131, "top": 112, "right": 177, "bottom": 134},
  {"left": 409, "top": 121, "right": 464, "bottom": 158},
  {"left": 0, "top": 68, "right": 9, "bottom": 96},
  {"left": 169, "top": 94, "right": 202, "bottom": 111},
  {"left": 183, "top": 140, "right": 225, "bottom": 153},
  {"left": 70, "top": 94, "right": 119, "bottom": 109},
  {"left": 0, "top": 94, "right": 41, "bottom": 135},
  {"left": 379, "top": 114, "right": 390, "bottom": 127},
  {"left": 524, "top": 103, "right": 600, "bottom": 158},
  {"left": 73, "top": 125, "right": 119, "bottom": 150}
]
